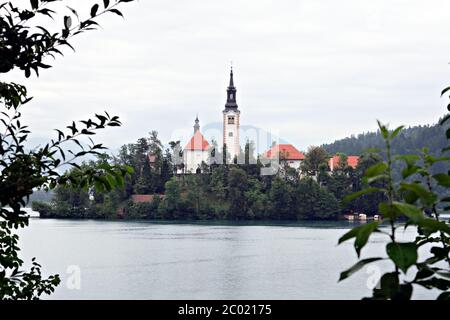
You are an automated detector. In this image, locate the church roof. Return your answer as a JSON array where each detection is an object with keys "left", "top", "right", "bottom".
[
  {"left": 184, "top": 130, "right": 210, "bottom": 151},
  {"left": 264, "top": 144, "right": 305, "bottom": 160}
]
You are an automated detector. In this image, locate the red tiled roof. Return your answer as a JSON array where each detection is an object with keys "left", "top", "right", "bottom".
[
  {"left": 347, "top": 156, "right": 359, "bottom": 168},
  {"left": 132, "top": 194, "right": 165, "bottom": 203},
  {"left": 184, "top": 131, "right": 210, "bottom": 151},
  {"left": 264, "top": 144, "right": 305, "bottom": 160},
  {"left": 329, "top": 155, "right": 359, "bottom": 169}
]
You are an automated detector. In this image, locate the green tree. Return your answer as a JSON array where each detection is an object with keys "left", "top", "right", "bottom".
[
  {"left": 244, "top": 140, "right": 256, "bottom": 165},
  {"left": 210, "top": 165, "right": 228, "bottom": 200},
  {"left": 296, "top": 178, "right": 340, "bottom": 219},
  {"left": 227, "top": 167, "right": 248, "bottom": 219},
  {"left": 269, "top": 177, "right": 294, "bottom": 219},
  {"left": 169, "top": 140, "right": 183, "bottom": 175},
  {"left": 301, "top": 146, "right": 329, "bottom": 176},
  {"left": 222, "top": 143, "right": 230, "bottom": 165},
  {"left": 244, "top": 178, "right": 269, "bottom": 219},
  {"left": 148, "top": 130, "right": 163, "bottom": 166},
  {"left": 326, "top": 168, "right": 353, "bottom": 205},
  {"left": 185, "top": 175, "right": 202, "bottom": 218},
  {"left": 159, "top": 178, "right": 181, "bottom": 219},
  {"left": 134, "top": 156, "right": 152, "bottom": 194},
  {"left": 0, "top": 0, "right": 135, "bottom": 299},
  {"left": 159, "top": 148, "right": 173, "bottom": 192}
]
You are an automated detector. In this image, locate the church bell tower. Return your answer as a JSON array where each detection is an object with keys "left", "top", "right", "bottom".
[{"left": 223, "top": 67, "right": 241, "bottom": 162}]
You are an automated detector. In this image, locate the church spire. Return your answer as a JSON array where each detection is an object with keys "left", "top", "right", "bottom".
[
  {"left": 193, "top": 115, "right": 200, "bottom": 133},
  {"left": 225, "top": 67, "right": 238, "bottom": 109},
  {"left": 229, "top": 66, "right": 234, "bottom": 87}
]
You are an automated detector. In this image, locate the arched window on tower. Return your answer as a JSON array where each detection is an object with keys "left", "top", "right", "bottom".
[
  {"left": 228, "top": 116, "right": 235, "bottom": 124},
  {"left": 229, "top": 93, "right": 233, "bottom": 100}
]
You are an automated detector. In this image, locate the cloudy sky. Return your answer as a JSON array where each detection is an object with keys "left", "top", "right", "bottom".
[{"left": 8, "top": 0, "right": 450, "bottom": 153}]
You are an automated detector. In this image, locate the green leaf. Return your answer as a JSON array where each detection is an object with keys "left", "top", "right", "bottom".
[
  {"left": 396, "top": 154, "right": 421, "bottom": 179},
  {"left": 396, "top": 154, "right": 420, "bottom": 164},
  {"left": 109, "top": 8, "right": 123, "bottom": 17},
  {"left": 433, "top": 173, "right": 450, "bottom": 188},
  {"left": 64, "top": 15, "right": 72, "bottom": 29},
  {"left": 378, "top": 202, "right": 395, "bottom": 219},
  {"left": 427, "top": 247, "right": 450, "bottom": 263},
  {"left": 66, "top": 6, "right": 79, "bottom": 19},
  {"left": 441, "top": 86, "right": 450, "bottom": 97},
  {"left": 338, "top": 221, "right": 380, "bottom": 257},
  {"left": 377, "top": 120, "right": 389, "bottom": 139},
  {"left": 372, "top": 272, "right": 400, "bottom": 300},
  {"left": 364, "top": 162, "right": 387, "bottom": 178},
  {"left": 394, "top": 284, "right": 413, "bottom": 300},
  {"left": 416, "top": 277, "right": 450, "bottom": 291},
  {"left": 90, "top": 4, "right": 99, "bottom": 17},
  {"left": 124, "top": 165, "right": 134, "bottom": 174},
  {"left": 437, "top": 291, "right": 450, "bottom": 300},
  {"left": 386, "top": 242, "right": 418, "bottom": 273},
  {"left": 436, "top": 271, "right": 450, "bottom": 280},
  {"left": 392, "top": 201, "right": 424, "bottom": 223},
  {"left": 344, "top": 187, "right": 382, "bottom": 202},
  {"left": 30, "top": 0, "right": 39, "bottom": 10},
  {"left": 417, "top": 218, "right": 450, "bottom": 235},
  {"left": 339, "top": 257, "right": 384, "bottom": 281},
  {"left": 401, "top": 165, "right": 420, "bottom": 179},
  {"left": 399, "top": 182, "right": 437, "bottom": 206},
  {"left": 414, "top": 268, "right": 434, "bottom": 281},
  {"left": 365, "top": 174, "right": 389, "bottom": 185},
  {"left": 424, "top": 154, "right": 450, "bottom": 165},
  {"left": 390, "top": 125, "right": 404, "bottom": 139}
]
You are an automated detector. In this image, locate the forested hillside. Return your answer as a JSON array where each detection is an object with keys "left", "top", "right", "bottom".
[
  {"left": 32, "top": 115, "right": 450, "bottom": 221},
  {"left": 323, "top": 119, "right": 447, "bottom": 158}
]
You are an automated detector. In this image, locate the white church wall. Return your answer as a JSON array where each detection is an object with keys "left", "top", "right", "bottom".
[{"left": 184, "top": 150, "right": 208, "bottom": 173}]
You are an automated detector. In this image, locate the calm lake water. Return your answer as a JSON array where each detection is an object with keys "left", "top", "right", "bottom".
[{"left": 17, "top": 217, "right": 442, "bottom": 300}]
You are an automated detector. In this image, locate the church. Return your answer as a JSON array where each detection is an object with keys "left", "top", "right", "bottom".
[
  {"left": 182, "top": 68, "right": 241, "bottom": 173},
  {"left": 160, "top": 67, "right": 359, "bottom": 174},
  {"left": 181, "top": 68, "right": 360, "bottom": 174}
]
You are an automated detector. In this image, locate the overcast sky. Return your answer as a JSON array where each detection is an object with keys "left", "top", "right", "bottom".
[{"left": 7, "top": 0, "right": 450, "bottom": 153}]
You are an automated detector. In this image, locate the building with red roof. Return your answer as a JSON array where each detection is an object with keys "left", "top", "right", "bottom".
[
  {"left": 263, "top": 144, "right": 305, "bottom": 170},
  {"left": 184, "top": 130, "right": 210, "bottom": 152},
  {"left": 328, "top": 155, "right": 359, "bottom": 171},
  {"left": 183, "top": 116, "right": 211, "bottom": 173},
  {"left": 132, "top": 194, "right": 165, "bottom": 203}
]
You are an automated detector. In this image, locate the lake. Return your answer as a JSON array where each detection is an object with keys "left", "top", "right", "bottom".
[{"left": 17, "top": 217, "right": 441, "bottom": 300}]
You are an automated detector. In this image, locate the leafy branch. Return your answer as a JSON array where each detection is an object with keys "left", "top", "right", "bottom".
[
  {"left": 1, "top": 0, "right": 135, "bottom": 299},
  {"left": 338, "top": 98, "right": 450, "bottom": 299}
]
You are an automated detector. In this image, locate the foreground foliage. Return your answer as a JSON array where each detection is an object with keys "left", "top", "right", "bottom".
[
  {"left": 338, "top": 100, "right": 450, "bottom": 299},
  {"left": 1, "top": 0, "right": 134, "bottom": 299}
]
